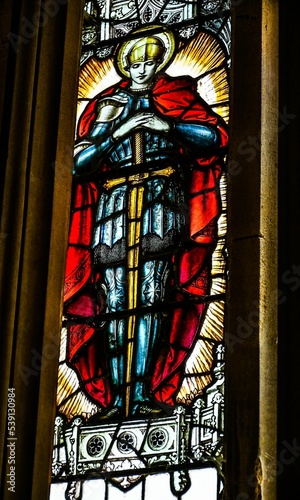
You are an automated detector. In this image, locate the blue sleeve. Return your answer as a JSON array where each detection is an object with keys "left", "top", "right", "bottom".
[
  {"left": 174, "top": 122, "right": 218, "bottom": 150},
  {"left": 73, "top": 122, "right": 115, "bottom": 175}
]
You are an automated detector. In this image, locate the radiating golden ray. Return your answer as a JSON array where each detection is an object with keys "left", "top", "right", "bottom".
[
  {"left": 212, "top": 240, "right": 226, "bottom": 276},
  {"left": 191, "top": 340, "right": 213, "bottom": 373},
  {"left": 168, "top": 32, "right": 228, "bottom": 122},
  {"left": 211, "top": 277, "right": 226, "bottom": 295},
  {"left": 59, "top": 326, "right": 67, "bottom": 363},
  {"left": 76, "top": 57, "right": 121, "bottom": 133},
  {"left": 177, "top": 338, "right": 216, "bottom": 402},
  {"left": 169, "top": 32, "right": 226, "bottom": 78},
  {"left": 75, "top": 31, "right": 229, "bottom": 129},
  {"left": 204, "top": 302, "right": 225, "bottom": 341},
  {"left": 197, "top": 69, "right": 229, "bottom": 109},
  {"left": 177, "top": 375, "right": 213, "bottom": 404},
  {"left": 200, "top": 301, "right": 225, "bottom": 344},
  {"left": 182, "top": 302, "right": 225, "bottom": 373},
  {"left": 220, "top": 173, "right": 227, "bottom": 199},
  {"left": 203, "top": 67, "right": 229, "bottom": 95},
  {"left": 217, "top": 214, "right": 227, "bottom": 238},
  {"left": 56, "top": 364, "right": 79, "bottom": 406},
  {"left": 177, "top": 300, "right": 225, "bottom": 403},
  {"left": 78, "top": 57, "right": 120, "bottom": 99},
  {"left": 58, "top": 30, "right": 229, "bottom": 418},
  {"left": 212, "top": 105, "right": 229, "bottom": 123},
  {"left": 58, "top": 389, "right": 98, "bottom": 421}
]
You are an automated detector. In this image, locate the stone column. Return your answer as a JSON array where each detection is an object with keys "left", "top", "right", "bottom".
[
  {"left": 225, "top": 0, "right": 278, "bottom": 498},
  {"left": 0, "top": 1, "right": 84, "bottom": 498}
]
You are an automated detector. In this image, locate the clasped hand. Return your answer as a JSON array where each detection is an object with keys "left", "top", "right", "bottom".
[{"left": 112, "top": 112, "right": 170, "bottom": 141}]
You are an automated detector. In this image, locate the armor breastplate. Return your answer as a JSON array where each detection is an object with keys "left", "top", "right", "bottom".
[{"left": 98, "top": 91, "right": 176, "bottom": 168}]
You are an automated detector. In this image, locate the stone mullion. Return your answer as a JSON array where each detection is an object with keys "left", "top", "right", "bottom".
[
  {"left": 0, "top": 0, "right": 42, "bottom": 491},
  {"left": 260, "top": 1, "right": 278, "bottom": 497},
  {"left": 225, "top": 0, "right": 278, "bottom": 498},
  {"left": 31, "top": 1, "right": 85, "bottom": 497},
  {"left": 0, "top": 1, "right": 84, "bottom": 498}
]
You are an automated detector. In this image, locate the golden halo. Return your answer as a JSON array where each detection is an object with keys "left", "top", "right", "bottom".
[{"left": 116, "top": 25, "right": 176, "bottom": 78}]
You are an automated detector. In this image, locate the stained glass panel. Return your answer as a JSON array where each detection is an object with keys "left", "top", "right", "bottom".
[{"left": 50, "top": 1, "right": 230, "bottom": 498}]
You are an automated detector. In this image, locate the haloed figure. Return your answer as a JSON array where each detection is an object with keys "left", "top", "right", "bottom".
[{"left": 64, "top": 26, "right": 228, "bottom": 418}]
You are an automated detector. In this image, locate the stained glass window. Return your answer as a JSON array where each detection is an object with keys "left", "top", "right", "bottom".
[{"left": 50, "top": 1, "right": 230, "bottom": 498}]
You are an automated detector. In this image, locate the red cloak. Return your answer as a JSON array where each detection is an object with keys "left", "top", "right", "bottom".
[{"left": 64, "top": 74, "right": 228, "bottom": 408}]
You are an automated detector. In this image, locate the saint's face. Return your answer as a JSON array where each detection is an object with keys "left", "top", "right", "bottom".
[{"left": 129, "top": 59, "right": 158, "bottom": 88}]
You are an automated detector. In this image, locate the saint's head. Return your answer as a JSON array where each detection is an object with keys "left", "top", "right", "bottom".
[
  {"left": 126, "top": 36, "right": 165, "bottom": 88},
  {"left": 116, "top": 26, "right": 175, "bottom": 85},
  {"left": 127, "top": 36, "right": 165, "bottom": 66}
]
